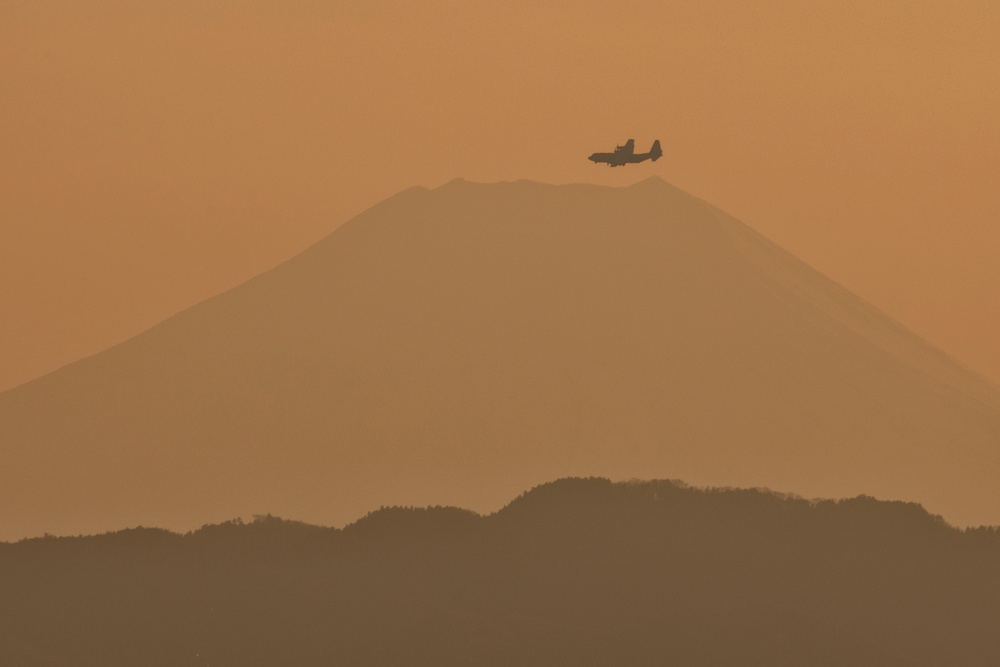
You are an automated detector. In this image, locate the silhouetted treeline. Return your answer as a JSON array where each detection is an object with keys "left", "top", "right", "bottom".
[{"left": 3, "top": 478, "right": 1000, "bottom": 666}]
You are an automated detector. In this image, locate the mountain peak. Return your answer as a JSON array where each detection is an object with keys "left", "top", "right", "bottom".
[{"left": 630, "top": 174, "right": 668, "bottom": 187}]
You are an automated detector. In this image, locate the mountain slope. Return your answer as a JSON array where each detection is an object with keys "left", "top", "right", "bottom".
[{"left": 1, "top": 177, "right": 998, "bottom": 538}]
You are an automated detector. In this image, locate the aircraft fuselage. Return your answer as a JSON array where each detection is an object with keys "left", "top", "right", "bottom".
[{"left": 589, "top": 139, "right": 662, "bottom": 167}]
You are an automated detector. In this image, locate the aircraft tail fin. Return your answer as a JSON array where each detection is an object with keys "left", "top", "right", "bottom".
[{"left": 650, "top": 139, "right": 662, "bottom": 161}]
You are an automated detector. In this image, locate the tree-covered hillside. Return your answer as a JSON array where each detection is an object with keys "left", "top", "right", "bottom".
[{"left": 3, "top": 478, "right": 999, "bottom": 666}]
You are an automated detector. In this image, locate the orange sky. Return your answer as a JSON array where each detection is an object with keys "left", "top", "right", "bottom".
[{"left": 3, "top": 0, "right": 999, "bottom": 392}]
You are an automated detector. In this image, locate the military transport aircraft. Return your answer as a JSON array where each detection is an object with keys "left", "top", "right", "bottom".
[{"left": 588, "top": 139, "right": 662, "bottom": 167}]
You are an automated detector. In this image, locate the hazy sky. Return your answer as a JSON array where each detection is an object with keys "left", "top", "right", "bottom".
[{"left": 3, "top": 0, "right": 999, "bottom": 391}]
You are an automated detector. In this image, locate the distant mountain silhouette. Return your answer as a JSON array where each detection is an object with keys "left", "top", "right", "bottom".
[
  {"left": 2, "top": 478, "right": 999, "bottom": 666},
  {"left": 1, "top": 177, "right": 999, "bottom": 539}
]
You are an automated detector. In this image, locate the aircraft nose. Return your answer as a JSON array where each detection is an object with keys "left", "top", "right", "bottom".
[{"left": 588, "top": 153, "right": 599, "bottom": 162}]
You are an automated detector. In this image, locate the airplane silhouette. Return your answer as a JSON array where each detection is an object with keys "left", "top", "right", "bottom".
[{"left": 588, "top": 139, "right": 662, "bottom": 167}]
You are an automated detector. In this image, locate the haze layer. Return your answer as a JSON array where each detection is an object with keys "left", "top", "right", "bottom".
[{"left": 1, "top": 178, "right": 998, "bottom": 538}]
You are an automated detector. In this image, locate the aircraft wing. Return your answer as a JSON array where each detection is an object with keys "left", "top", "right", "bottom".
[{"left": 615, "top": 139, "right": 635, "bottom": 154}]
